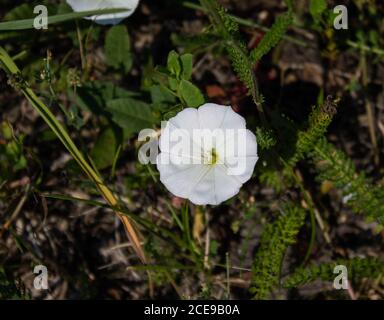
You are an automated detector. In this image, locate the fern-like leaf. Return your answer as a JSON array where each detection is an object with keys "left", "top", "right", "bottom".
[
  {"left": 283, "top": 257, "right": 384, "bottom": 288},
  {"left": 199, "top": 0, "right": 261, "bottom": 109},
  {"left": 250, "top": 203, "right": 306, "bottom": 299},
  {"left": 287, "top": 96, "right": 338, "bottom": 166},
  {"left": 312, "top": 138, "right": 384, "bottom": 223},
  {"left": 250, "top": 11, "right": 293, "bottom": 63}
]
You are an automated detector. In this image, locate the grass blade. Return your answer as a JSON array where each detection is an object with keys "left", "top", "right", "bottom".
[
  {"left": 0, "top": 8, "right": 131, "bottom": 31},
  {"left": 0, "top": 46, "right": 146, "bottom": 263}
]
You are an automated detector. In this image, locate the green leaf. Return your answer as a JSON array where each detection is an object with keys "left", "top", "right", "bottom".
[
  {"left": 309, "top": 0, "right": 327, "bottom": 21},
  {"left": 3, "top": 4, "right": 35, "bottom": 21},
  {"left": 73, "top": 81, "right": 137, "bottom": 114},
  {"left": 150, "top": 85, "right": 176, "bottom": 104},
  {"left": 0, "top": 46, "right": 147, "bottom": 263},
  {"left": 250, "top": 12, "right": 293, "bottom": 63},
  {"left": 0, "top": 8, "right": 130, "bottom": 31},
  {"left": 169, "top": 77, "right": 179, "bottom": 91},
  {"left": 179, "top": 80, "right": 204, "bottom": 107},
  {"left": 105, "top": 25, "right": 133, "bottom": 73},
  {"left": 167, "top": 50, "right": 181, "bottom": 77},
  {"left": 91, "top": 127, "right": 118, "bottom": 170},
  {"left": 251, "top": 204, "right": 306, "bottom": 299},
  {"left": 0, "top": 121, "right": 13, "bottom": 139},
  {"left": 106, "top": 98, "right": 157, "bottom": 133},
  {"left": 56, "top": 3, "right": 73, "bottom": 15},
  {"left": 283, "top": 258, "right": 384, "bottom": 289},
  {"left": 180, "top": 53, "right": 193, "bottom": 80}
]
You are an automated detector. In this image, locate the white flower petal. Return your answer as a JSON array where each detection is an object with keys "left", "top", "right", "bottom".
[
  {"left": 156, "top": 103, "right": 259, "bottom": 206},
  {"left": 168, "top": 107, "right": 200, "bottom": 133},
  {"left": 159, "top": 114, "right": 203, "bottom": 162},
  {"left": 224, "top": 156, "right": 258, "bottom": 183},
  {"left": 188, "top": 165, "right": 244, "bottom": 205},
  {"left": 224, "top": 129, "right": 258, "bottom": 182},
  {"left": 213, "top": 165, "right": 243, "bottom": 202},
  {"left": 157, "top": 154, "right": 208, "bottom": 200},
  {"left": 220, "top": 105, "right": 246, "bottom": 130},
  {"left": 66, "top": 0, "right": 139, "bottom": 25},
  {"left": 197, "top": 103, "right": 246, "bottom": 131},
  {"left": 188, "top": 168, "right": 216, "bottom": 205},
  {"left": 66, "top": 0, "right": 102, "bottom": 12},
  {"left": 197, "top": 103, "right": 228, "bottom": 130},
  {"left": 225, "top": 128, "right": 258, "bottom": 157},
  {"left": 167, "top": 108, "right": 204, "bottom": 155}
]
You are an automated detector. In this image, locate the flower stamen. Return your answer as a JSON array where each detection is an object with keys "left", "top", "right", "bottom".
[{"left": 207, "top": 148, "right": 218, "bottom": 165}]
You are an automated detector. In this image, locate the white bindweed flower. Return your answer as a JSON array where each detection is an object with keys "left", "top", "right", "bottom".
[
  {"left": 157, "top": 103, "right": 258, "bottom": 205},
  {"left": 66, "top": 0, "right": 139, "bottom": 25}
]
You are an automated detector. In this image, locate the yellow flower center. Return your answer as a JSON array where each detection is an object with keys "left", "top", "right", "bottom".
[{"left": 208, "top": 148, "right": 218, "bottom": 165}]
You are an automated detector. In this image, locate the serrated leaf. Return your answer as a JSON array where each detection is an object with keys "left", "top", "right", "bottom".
[
  {"left": 106, "top": 98, "right": 157, "bottom": 133},
  {"left": 105, "top": 25, "right": 132, "bottom": 73},
  {"left": 250, "top": 12, "right": 292, "bottom": 63},
  {"left": 179, "top": 80, "right": 204, "bottom": 108},
  {"left": 309, "top": 0, "right": 327, "bottom": 20}
]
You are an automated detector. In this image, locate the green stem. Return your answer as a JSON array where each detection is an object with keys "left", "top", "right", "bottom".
[
  {"left": 0, "top": 46, "right": 146, "bottom": 263},
  {"left": 199, "top": 0, "right": 266, "bottom": 121},
  {"left": 184, "top": 1, "right": 308, "bottom": 47}
]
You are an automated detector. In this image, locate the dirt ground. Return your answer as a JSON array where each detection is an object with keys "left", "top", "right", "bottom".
[{"left": 1, "top": 0, "right": 384, "bottom": 300}]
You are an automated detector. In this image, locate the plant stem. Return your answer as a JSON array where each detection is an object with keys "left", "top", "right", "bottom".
[
  {"left": 0, "top": 46, "right": 147, "bottom": 264},
  {"left": 199, "top": 0, "right": 266, "bottom": 122},
  {"left": 184, "top": 1, "right": 308, "bottom": 47}
]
